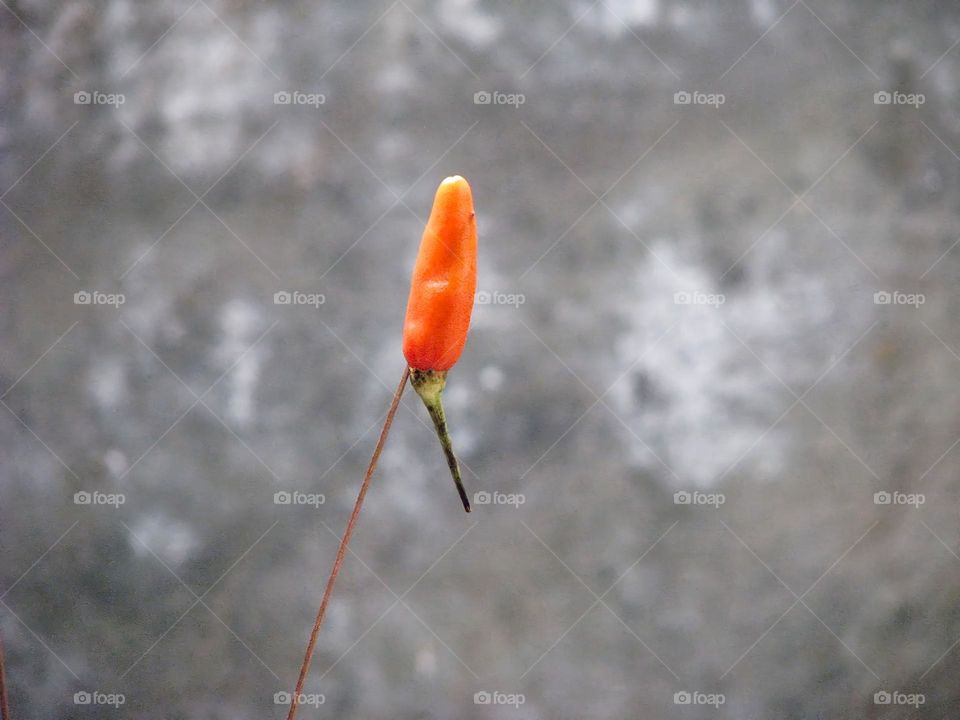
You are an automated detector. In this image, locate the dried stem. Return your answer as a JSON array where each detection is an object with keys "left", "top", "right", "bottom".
[
  {"left": 0, "top": 630, "right": 9, "bottom": 720},
  {"left": 286, "top": 367, "right": 409, "bottom": 720}
]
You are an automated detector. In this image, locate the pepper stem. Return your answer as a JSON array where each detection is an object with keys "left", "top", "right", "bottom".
[
  {"left": 286, "top": 367, "right": 409, "bottom": 720},
  {"left": 410, "top": 369, "right": 471, "bottom": 512},
  {"left": 0, "top": 630, "right": 9, "bottom": 720}
]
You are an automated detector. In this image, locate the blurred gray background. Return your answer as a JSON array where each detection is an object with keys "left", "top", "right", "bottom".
[{"left": 2, "top": 1, "right": 960, "bottom": 718}]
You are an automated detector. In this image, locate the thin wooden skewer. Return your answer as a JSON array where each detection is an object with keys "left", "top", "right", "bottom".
[{"left": 286, "top": 367, "right": 410, "bottom": 720}]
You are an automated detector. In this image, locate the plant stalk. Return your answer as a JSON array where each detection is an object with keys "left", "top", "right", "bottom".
[
  {"left": 286, "top": 367, "right": 409, "bottom": 720},
  {"left": 0, "top": 630, "right": 9, "bottom": 720}
]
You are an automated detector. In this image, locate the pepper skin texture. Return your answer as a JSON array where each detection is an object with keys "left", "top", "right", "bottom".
[{"left": 402, "top": 175, "right": 477, "bottom": 372}]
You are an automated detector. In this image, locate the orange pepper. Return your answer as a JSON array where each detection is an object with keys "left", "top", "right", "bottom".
[
  {"left": 402, "top": 175, "right": 477, "bottom": 371},
  {"left": 284, "top": 176, "right": 479, "bottom": 720},
  {"left": 402, "top": 175, "right": 477, "bottom": 511}
]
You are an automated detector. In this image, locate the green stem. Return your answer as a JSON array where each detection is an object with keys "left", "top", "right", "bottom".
[{"left": 410, "top": 369, "right": 471, "bottom": 512}]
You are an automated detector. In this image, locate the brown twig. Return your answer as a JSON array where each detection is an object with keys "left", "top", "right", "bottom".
[
  {"left": 286, "top": 367, "right": 410, "bottom": 720},
  {"left": 0, "top": 630, "right": 10, "bottom": 720}
]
